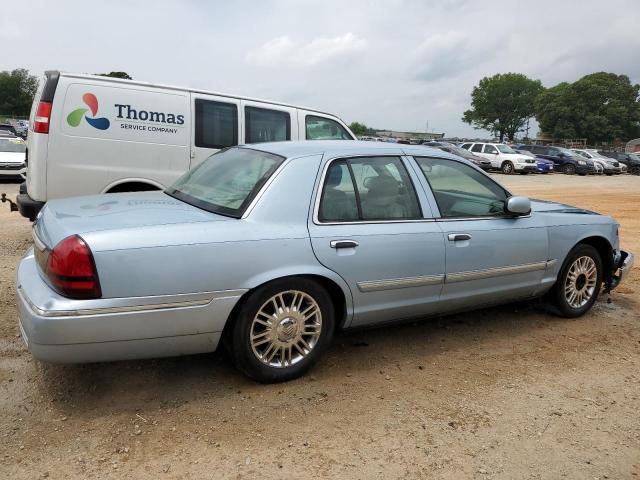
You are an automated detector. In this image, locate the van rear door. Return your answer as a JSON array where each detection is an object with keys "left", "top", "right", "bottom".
[
  {"left": 50, "top": 80, "right": 190, "bottom": 197},
  {"left": 190, "top": 93, "right": 241, "bottom": 168}
]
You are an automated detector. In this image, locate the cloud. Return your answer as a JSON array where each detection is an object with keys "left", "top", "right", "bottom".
[{"left": 246, "top": 33, "right": 367, "bottom": 67}]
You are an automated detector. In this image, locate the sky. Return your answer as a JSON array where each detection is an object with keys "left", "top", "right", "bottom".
[{"left": 3, "top": 0, "right": 640, "bottom": 138}]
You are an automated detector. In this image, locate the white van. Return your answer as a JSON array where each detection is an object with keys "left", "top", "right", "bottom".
[{"left": 17, "top": 71, "right": 355, "bottom": 220}]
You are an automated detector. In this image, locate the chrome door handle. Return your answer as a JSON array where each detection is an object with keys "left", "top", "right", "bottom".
[
  {"left": 330, "top": 240, "right": 359, "bottom": 249},
  {"left": 448, "top": 233, "right": 472, "bottom": 241}
]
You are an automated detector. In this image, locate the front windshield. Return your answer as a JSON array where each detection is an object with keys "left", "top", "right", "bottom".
[
  {"left": 496, "top": 144, "right": 516, "bottom": 154},
  {"left": 166, "top": 147, "right": 284, "bottom": 218},
  {"left": 0, "top": 138, "right": 26, "bottom": 153}
]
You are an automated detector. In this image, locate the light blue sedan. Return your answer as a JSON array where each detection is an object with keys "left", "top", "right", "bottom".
[{"left": 17, "top": 142, "right": 633, "bottom": 382}]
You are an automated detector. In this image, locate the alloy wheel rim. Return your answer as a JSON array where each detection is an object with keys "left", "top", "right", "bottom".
[
  {"left": 564, "top": 256, "right": 597, "bottom": 308},
  {"left": 250, "top": 290, "right": 322, "bottom": 368},
  {"left": 503, "top": 163, "right": 513, "bottom": 173}
]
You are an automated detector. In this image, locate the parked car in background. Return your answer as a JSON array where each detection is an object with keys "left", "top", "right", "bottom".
[
  {"left": 426, "top": 142, "right": 492, "bottom": 170},
  {"left": 517, "top": 145, "right": 596, "bottom": 175},
  {"left": 0, "top": 124, "right": 18, "bottom": 137},
  {"left": 572, "top": 149, "right": 624, "bottom": 175},
  {"left": 14, "top": 70, "right": 355, "bottom": 221},
  {"left": 599, "top": 151, "right": 640, "bottom": 175},
  {"left": 0, "top": 137, "right": 27, "bottom": 179},
  {"left": 514, "top": 149, "right": 554, "bottom": 174},
  {"left": 0, "top": 130, "right": 17, "bottom": 138},
  {"left": 459, "top": 142, "right": 536, "bottom": 174},
  {"left": 15, "top": 141, "right": 633, "bottom": 382}
]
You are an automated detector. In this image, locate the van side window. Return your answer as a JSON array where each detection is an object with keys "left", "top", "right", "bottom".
[
  {"left": 195, "top": 99, "right": 238, "bottom": 149},
  {"left": 306, "top": 115, "right": 352, "bottom": 140},
  {"left": 245, "top": 107, "right": 290, "bottom": 143}
]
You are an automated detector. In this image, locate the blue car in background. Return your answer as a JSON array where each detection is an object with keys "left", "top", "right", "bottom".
[{"left": 515, "top": 149, "right": 554, "bottom": 173}]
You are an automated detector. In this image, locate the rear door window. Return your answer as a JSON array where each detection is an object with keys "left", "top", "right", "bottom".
[
  {"left": 318, "top": 157, "right": 421, "bottom": 222},
  {"left": 195, "top": 99, "right": 238, "bottom": 149},
  {"left": 471, "top": 144, "right": 483, "bottom": 153},
  {"left": 305, "top": 115, "right": 352, "bottom": 140},
  {"left": 245, "top": 106, "right": 290, "bottom": 143}
]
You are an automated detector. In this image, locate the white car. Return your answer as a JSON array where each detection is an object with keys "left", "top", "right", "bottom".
[
  {"left": 459, "top": 142, "right": 537, "bottom": 174},
  {"left": 0, "top": 137, "right": 26, "bottom": 179},
  {"left": 572, "top": 149, "right": 626, "bottom": 175}
]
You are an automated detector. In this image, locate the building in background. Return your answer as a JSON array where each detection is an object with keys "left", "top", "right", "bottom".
[{"left": 375, "top": 130, "right": 445, "bottom": 143}]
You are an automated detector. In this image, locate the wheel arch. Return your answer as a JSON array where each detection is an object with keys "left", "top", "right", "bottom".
[
  {"left": 102, "top": 178, "right": 164, "bottom": 193},
  {"left": 221, "top": 271, "right": 353, "bottom": 345},
  {"left": 576, "top": 235, "right": 614, "bottom": 284}
]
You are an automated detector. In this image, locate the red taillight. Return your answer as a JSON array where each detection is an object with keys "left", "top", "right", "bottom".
[
  {"left": 45, "top": 235, "right": 101, "bottom": 299},
  {"left": 33, "top": 101, "right": 52, "bottom": 134}
]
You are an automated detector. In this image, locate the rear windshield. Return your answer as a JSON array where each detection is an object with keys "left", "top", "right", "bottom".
[
  {"left": 166, "top": 147, "right": 284, "bottom": 218},
  {"left": 0, "top": 139, "right": 26, "bottom": 153}
]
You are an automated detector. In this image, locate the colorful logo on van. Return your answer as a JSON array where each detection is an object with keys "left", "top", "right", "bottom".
[{"left": 67, "top": 93, "right": 110, "bottom": 130}]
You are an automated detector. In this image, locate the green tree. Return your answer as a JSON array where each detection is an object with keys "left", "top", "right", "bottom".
[
  {"left": 0, "top": 69, "right": 38, "bottom": 117},
  {"left": 463, "top": 73, "right": 544, "bottom": 142},
  {"left": 536, "top": 72, "right": 640, "bottom": 143},
  {"left": 349, "top": 121, "right": 369, "bottom": 136},
  {"left": 97, "top": 71, "right": 132, "bottom": 80}
]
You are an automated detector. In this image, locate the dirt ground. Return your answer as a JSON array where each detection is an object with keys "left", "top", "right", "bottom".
[{"left": 0, "top": 174, "right": 638, "bottom": 479}]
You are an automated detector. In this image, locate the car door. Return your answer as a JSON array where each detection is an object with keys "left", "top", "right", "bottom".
[
  {"left": 482, "top": 144, "right": 501, "bottom": 168},
  {"left": 411, "top": 155, "right": 550, "bottom": 310},
  {"left": 190, "top": 93, "right": 240, "bottom": 169},
  {"left": 308, "top": 153, "right": 446, "bottom": 327}
]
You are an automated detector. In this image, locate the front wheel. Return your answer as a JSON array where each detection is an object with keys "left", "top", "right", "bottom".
[
  {"left": 563, "top": 164, "right": 576, "bottom": 175},
  {"left": 551, "top": 244, "right": 602, "bottom": 318},
  {"left": 228, "top": 278, "right": 335, "bottom": 383},
  {"left": 501, "top": 161, "right": 514, "bottom": 175}
]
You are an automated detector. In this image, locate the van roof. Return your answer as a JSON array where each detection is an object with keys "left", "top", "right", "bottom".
[{"left": 52, "top": 71, "right": 342, "bottom": 118}]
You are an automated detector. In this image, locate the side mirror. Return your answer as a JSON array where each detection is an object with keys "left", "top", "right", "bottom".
[{"left": 505, "top": 196, "right": 531, "bottom": 216}]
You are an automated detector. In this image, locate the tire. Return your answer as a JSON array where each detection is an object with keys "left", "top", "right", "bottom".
[
  {"left": 551, "top": 244, "right": 603, "bottom": 318},
  {"left": 228, "top": 278, "right": 335, "bottom": 383},
  {"left": 563, "top": 164, "right": 576, "bottom": 175},
  {"left": 631, "top": 167, "right": 640, "bottom": 176},
  {"left": 501, "top": 161, "right": 514, "bottom": 175}
]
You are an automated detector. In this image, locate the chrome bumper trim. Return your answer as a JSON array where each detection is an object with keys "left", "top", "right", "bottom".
[{"left": 17, "top": 286, "right": 247, "bottom": 318}]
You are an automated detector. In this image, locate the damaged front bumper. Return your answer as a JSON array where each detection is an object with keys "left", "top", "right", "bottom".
[{"left": 607, "top": 250, "right": 634, "bottom": 291}]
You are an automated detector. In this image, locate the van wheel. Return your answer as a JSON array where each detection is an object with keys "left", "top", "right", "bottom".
[
  {"left": 228, "top": 278, "right": 335, "bottom": 383},
  {"left": 501, "top": 161, "right": 514, "bottom": 174},
  {"left": 551, "top": 244, "right": 602, "bottom": 318}
]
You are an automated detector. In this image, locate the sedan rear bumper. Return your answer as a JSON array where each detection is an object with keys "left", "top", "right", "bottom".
[{"left": 16, "top": 251, "right": 246, "bottom": 363}]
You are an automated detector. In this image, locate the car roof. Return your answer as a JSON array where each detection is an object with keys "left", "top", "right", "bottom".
[{"left": 240, "top": 140, "right": 446, "bottom": 159}]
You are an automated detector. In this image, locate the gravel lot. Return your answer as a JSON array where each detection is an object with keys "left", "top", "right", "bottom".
[{"left": 1, "top": 174, "right": 638, "bottom": 479}]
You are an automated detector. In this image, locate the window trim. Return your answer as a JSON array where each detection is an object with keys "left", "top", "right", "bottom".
[
  {"left": 412, "top": 155, "right": 516, "bottom": 221},
  {"left": 313, "top": 154, "right": 426, "bottom": 225},
  {"left": 194, "top": 98, "right": 239, "bottom": 149},
  {"left": 244, "top": 105, "right": 291, "bottom": 143},
  {"left": 305, "top": 114, "right": 354, "bottom": 140}
]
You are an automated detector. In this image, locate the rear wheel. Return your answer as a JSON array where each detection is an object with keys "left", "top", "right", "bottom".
[
  {"left": 631, "top": 166, "right": 640, "bottom": 175},
  {"left": 563, "top": 164, "right": 576, "bottom": 175},
  {"left": 551, "top": 244, "right": 602, "bottom": 318},
  {"left": 228, "top": 278, "right": 335, "bottom": 383},
  {"left": 501, "top": 161, "right": 514, "bottom": 175}
]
